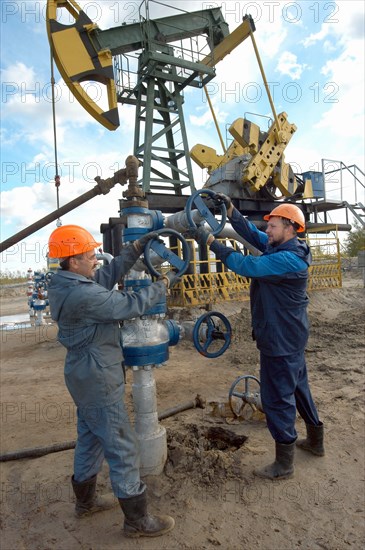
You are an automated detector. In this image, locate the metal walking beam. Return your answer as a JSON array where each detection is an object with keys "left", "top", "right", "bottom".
[{"left": 46, "top": 0, "right": 232, "bottom": 130}]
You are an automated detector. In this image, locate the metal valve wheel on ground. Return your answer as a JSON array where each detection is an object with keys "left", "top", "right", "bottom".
[{"left": 228, "top": 374, "right": 263, "bottom": 419}]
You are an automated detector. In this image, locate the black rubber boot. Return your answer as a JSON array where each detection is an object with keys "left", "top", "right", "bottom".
[
  {"left": 119, "top": 491, "right": 175, "bottom": 538},
  {"left": 254, "top": 441, "right": 295, "bottom": 480},
  {"left": 71, "top": 475, "right": 117, "bottom": 518},
  {"left": 296, "top": 422, "right": 325, "bottom": 456}
]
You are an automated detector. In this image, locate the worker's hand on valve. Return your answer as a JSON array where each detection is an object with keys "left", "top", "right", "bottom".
[
  {"left": 214, "top": 193, "right": 233, "bottom": 215},
  {"left": 133, "top": 231, "right": 159, "bottom": 254},
  {"left": 158, "top": 270, "right": 181, "bottom": 290},
  {"left": 187, "top": 226, "right": 215, "bottom": 247}
]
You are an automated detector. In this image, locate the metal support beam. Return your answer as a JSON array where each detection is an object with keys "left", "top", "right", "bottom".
[
  {"left": 92, "top": 8, "right": 230, "bottom": 55},
  {"left": 134, "top": 54, "right": 195, "bottom": 194}
]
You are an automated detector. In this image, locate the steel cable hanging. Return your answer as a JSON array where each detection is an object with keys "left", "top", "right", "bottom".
[{"left": 50, "top": 49, "right": 62, "bottom": 226}]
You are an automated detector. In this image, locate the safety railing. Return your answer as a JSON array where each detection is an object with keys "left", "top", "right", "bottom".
[
  {"left": 166, "top": 236, "right": 342, "bottom": 308},
  {"left": 307, "top": 237, "right": 342, "bottom": 290}
]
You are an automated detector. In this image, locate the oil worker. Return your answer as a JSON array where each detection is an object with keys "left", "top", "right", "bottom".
[
  {"left": 190, "top": 196, "right": 324, "bottom": 480},
  {"left": 47, "top": 224, "right": 177, "bottom": 538}
]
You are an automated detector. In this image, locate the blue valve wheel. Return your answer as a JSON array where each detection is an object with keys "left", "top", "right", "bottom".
[
  {"left": 185, "top": 189, "right": 227, "bottom": 235},
  {"left": 144, "top": 228, "right": 190, "bottom": 278},
  {"left": 228, "top": 375, "right": 261, "bottom": 418},
  {"left": 193, "top": 311, "right": 231, "bottom": 358}
]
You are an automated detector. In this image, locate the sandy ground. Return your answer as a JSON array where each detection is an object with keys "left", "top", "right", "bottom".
[{"left": 0, "top": 271, "right": 364, "bottom": 550}]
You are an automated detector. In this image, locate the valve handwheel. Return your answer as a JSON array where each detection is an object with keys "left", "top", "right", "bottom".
[
  {"left": 228, "top": 375, "right": 261, "bottom": 418},
  {"left": 185, "top": 189, "right": 227, "bottom": 235},
  {"left": 143, "top": 228, "right": 190, "bottom": 277},
  {"left": 193, "top": 311, "right": 231, "bottom": 358}
]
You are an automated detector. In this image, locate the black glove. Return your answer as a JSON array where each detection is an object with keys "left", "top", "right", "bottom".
[
  {"left": 133, "top": 231, "right": 159, "bottom": 254},
  {"left": 158, "top": 270, "right": 181, "bottom": 289},
  {"left": 187, "top": 226, "right": 214, "bottom": 247},
  {"left": 214, "top": 192, "right": 232, "bottom": 210}
]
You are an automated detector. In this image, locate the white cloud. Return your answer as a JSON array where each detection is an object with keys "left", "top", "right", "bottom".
[
  {"left": 302, "top": 1, "right": 364, "bottom": 48},
  {"left": 314, "top": 40, "right": 364, "bottom": 145},
  {"left": 276, "top": 51, "right": 307, "bottom": 80},
  {"left": 1, "top": 61, "right": 36, "bottom": 86},
  {"left": 303, "top": 26, "right": 330, "bottom": 48},
  {"left": 189, "top": 102, "right": 228, "bottom": 127},
  {"left": 323, "top": 40, "right": 337, "bottom": 54},
  {"left": 256, "top": 26, "right": 288, "bottom": 59},
  {"left": 1, "top": 183, "right": 56, "bottom": 226},
  {"left": 1, "top": 56, "right": 137, "bottom": 179},
  {"left": 296, "top": 1, "right": 365, "bottom": 169},
  {"left": 190, "top": 110, "right": 215, "bottom": 127},
  {"left": 1, "top": 60, "right": 137, "bottom": 147}
]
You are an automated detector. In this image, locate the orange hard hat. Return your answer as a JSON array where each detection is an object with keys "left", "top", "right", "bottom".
[
  {"left": 263, "top": 204, "right": 306, "bottom": 232},
  {"left": 48, "top": 225, "right": 102, "bottom": 258}
]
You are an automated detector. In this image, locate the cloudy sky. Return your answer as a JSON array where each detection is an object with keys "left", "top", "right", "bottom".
[{"left": 1, "top": 0, "right": 364, "bottom": 274}]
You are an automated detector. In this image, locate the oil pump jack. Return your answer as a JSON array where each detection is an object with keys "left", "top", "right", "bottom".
[{"left": 45, "top": 0, "right": 306, "bottom": 204}]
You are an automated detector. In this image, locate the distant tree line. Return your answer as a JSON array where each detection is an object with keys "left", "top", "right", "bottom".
[
  {"left": 343, "top": 220, "right": 365, "bottom": 257},
  {"left": 0, "top": 268, "right": 46, "bottom": 285}
]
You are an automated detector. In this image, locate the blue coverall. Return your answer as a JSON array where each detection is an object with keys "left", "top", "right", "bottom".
[
  {"left": 48, "top": 245, "right": 167, "bottom": 498},
  {"left": 210, "top": 209, "right": 320, "bottom": 444}
]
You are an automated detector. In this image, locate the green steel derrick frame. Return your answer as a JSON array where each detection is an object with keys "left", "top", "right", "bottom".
[{"left": 92, "top": 5, "right": 230, "bottom": 193}]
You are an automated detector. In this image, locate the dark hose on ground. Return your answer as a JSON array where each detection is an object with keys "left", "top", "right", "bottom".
[
  {"left": 0, "top": 395, "right": 206, "bottom": 462},
  {"left": 0, "top": 440, "right": 77, "bottom": 462},
  {"left": 157, "top": 394, "right": 205, "bottom": 419}
]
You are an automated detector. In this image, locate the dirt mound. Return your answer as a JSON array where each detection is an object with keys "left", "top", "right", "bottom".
[{"left": 165, "top": 424, "right": 248, "bottom": 485}]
